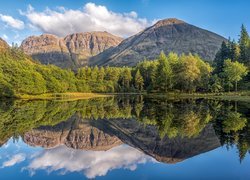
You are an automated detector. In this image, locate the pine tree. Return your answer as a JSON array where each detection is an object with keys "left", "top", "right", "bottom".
[
  {"left": 121, "top": 68, "right": 132, "bottom": 91},
  {"left": 239, "top": 24, "right": 250, "bottom": 65},
  {"left": 214, "top": 41, "right": 230, "bottom": 74},
  {"left": 91, "top": 66, "right": 99, "bottom": 82},
  {"left": 155, "top": 51, "right": 173, "bottom": 92},
  {"left": 134, "top": 69, "right": 144, "bottom": 91},
  {"left": 229, "top": 39, "right": 240, "bottom": 61},
  {"left": 98, "top": 67, "right": 105, "bottom": 82}
]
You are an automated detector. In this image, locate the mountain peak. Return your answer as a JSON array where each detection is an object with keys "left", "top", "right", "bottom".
[
  {"left": 20, "top": 31, "right": 123, "bottom": 69},
  {"left": 90, "top": 18, "right": 226, "bottom": 67},
  {"left": 154, "top": 18, "right": 186, "bottom": 27}
]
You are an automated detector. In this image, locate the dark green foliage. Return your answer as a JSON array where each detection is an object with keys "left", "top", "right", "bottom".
[
  {"left": 213, "top": 24, "right": 250, "bottom": 91},
  {"left": 134, "top": 69, "right": 144, "bottom": 91},
  {"left": 239, "top": 24, "right": 250, "bottom": 66},
  {"left": 155, "top": 51, "right": 173, "bottom": 92},
  {"left": 214, "top": 41, "right": 230, "bottom": 74}
]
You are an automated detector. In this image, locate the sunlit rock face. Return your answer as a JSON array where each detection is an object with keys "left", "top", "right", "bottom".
[
  {"left": 20, "top": 32, "right": 123, "bottom": 69},
  {"left": 90, "top": 18, "right": 226, "bottom": 66},
  {"left": 0, "top": 38, "right": 9, "bottom": 52},
  {"left": 23, "top": 116, "right": 122, "bottom": 151}
]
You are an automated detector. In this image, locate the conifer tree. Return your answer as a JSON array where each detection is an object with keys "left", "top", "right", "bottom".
[
  {"left": 239, "top": 24, "right": 250, "bottom": 65},
  {"left": 134, "top": 69, "right": 144, "bottom": 91},
  {"left": 155, "top": 51, "right": 173, "bottom": 92}
]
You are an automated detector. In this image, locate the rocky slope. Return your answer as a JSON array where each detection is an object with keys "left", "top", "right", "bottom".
[
  {"left": 20, "top": 32, "right": 123, "bottom": 69},
  {"left": 90, "top": 18, "right": 226, "bottom": 66},
  {"left": 0, "top": 38, "right": 9, "bottom": 52}
]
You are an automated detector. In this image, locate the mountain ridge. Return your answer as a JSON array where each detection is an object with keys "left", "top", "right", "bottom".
[
  {"left": 20, "top": 31, "right": 123, "bottom": 69},
  {"left": 89, "top": 18, "right": 226, "bottom": 66}
]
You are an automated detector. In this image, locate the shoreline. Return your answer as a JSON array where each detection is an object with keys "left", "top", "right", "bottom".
[
  {"left": 14, "top": 92, "right": 112, "bottom": 100},
  {"left": 1, "top": 91, "right": 250, "bottom": 102}
]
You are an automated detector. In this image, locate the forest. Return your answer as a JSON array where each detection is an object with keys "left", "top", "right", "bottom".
[{"left": 0, "top": 25, "right": 249, "bottom": 98}]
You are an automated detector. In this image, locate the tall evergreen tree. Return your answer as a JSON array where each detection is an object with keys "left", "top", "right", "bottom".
[
  {"left": 239, "top": 24, "right": 250, "bottom": 65},
  {"left": 155, "top": 51, "right": 173, "bottom": 92},
  {"left": 98, "top": 67, "right": 105, "bottom": 82},
  {"left": 121, "top": 68, "right": 132, "bottom": 91},
  {"left": 134, "top": 69, "right": 144, "bottom": 91},
  {"left": 214, "top": 41, "right": 230, "bottom": 74},
  {"left": 229, "top": 39, "right": 240, "bottom": 61}
]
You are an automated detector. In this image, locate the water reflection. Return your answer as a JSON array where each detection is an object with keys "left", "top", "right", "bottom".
[
  {"left": 0, "top": 96, "right": 250, "bottom": 178},
  {"left": 25, "top": 144, "right": 153, "bottom": 179}
]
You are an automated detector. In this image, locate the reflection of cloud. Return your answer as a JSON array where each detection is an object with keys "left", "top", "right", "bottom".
[
  {"left": 1, "top": 153, "right": 26, "bottom": 168},
  {"left": 26, "top": 145, "right": 153, "bottom": 178}
]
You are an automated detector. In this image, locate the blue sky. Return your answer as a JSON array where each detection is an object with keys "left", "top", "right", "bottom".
[{"left": 0, "top": 0, "right": 249, "bottom": 45}]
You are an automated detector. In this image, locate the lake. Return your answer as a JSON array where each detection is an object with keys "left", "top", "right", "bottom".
[{"left": 0, "top": 95, "right": 250, "bottom": 179}]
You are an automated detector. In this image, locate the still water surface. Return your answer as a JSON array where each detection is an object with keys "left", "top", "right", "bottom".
[{"left": 0, "top": 96, "right": 250, "bottom": 179}]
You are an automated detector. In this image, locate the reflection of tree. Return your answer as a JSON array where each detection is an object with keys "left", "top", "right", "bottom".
[
  {"left": 0, "top": 96, "right": 249, "bottom": 163},
  {"left": 0, "top": 100, "right": 77, "bottom": 144},
  {"left": 222, "top": 112, "right": 247, "bottom": 133},
  {"left": 213, "top": 100, "right": 250, "bottom": 162},
  {"left": 137, "top": 98, "right": 213, "bottom": 139}
]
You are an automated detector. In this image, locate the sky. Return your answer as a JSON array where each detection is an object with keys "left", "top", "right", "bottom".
[{"left": 0, "top": 0, "right": 249, "bottom": 45}]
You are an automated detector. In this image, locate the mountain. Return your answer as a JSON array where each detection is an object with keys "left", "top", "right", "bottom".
[
  {"left": 20, "top": 32, "right": 123, "bottom": 69},
  {"left": 0, "top": 38, "right": 9, "bottom": 52},
  {"left": 90, "top": 18, "right": 226, "bottom": 66}
]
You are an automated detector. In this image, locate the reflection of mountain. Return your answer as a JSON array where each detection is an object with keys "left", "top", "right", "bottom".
[
  {"left": 23, "top": 116, "right": 221, "bottom": 164},
  {"left": 92, "top": 119, "right": 221, "bottom": 163},
  {"left": 23, "top": 115, "right": 122, "bottom": 151},
  {"left": 1, "top": 97, "right": 249, "bottom": 168}
]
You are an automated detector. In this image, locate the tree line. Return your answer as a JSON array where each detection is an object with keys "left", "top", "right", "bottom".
[
  {"left": 0, "top": 25, "right": 250, "bottom": 97},
  {"left": 213, "top": 24, "right": 250, "bottom": 91}
]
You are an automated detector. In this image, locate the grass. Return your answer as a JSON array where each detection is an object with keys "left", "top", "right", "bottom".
[
  {"left": 145, "top": 91, "right": 250, "bottom": 102},
  {"left": 15, "top": 92, "right": 112, "bottom": 100},
  {"left": 11, "top": 91, "right": 250, "bottom": 102}
]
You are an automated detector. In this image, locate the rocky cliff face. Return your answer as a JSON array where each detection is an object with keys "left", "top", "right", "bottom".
[
  {"left": 0, "top": 38, "right": 9, "bottom": 52},
  {"left": 90, "top": 18, "right": 226, "bottom": 66},
  {"left": 20, "top": 32, "right": 123, "bottom": 69}
]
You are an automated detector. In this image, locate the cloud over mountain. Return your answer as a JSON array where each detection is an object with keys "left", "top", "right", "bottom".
[
  {"left": 21, "top": 3, "right": 152, "bottom": 37},
  {"left": 0, "top": 14, "right": 24, "bottom": 30}
]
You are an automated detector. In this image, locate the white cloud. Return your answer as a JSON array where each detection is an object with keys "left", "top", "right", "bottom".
[
  {"left": 21, "top": 3, "right": 152, "bottom": 37},
  {"left": 0, "top": 14, "right": 24, "bottom": 30},
  {"left": 2, "top": 34, "right": 8, "bottom": 40},
  {"left": 1, "top": 153, "right": 26, "bottom": 168},
  {"left": 25, "top": 144, "right": 154, "bottom": 178}
]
